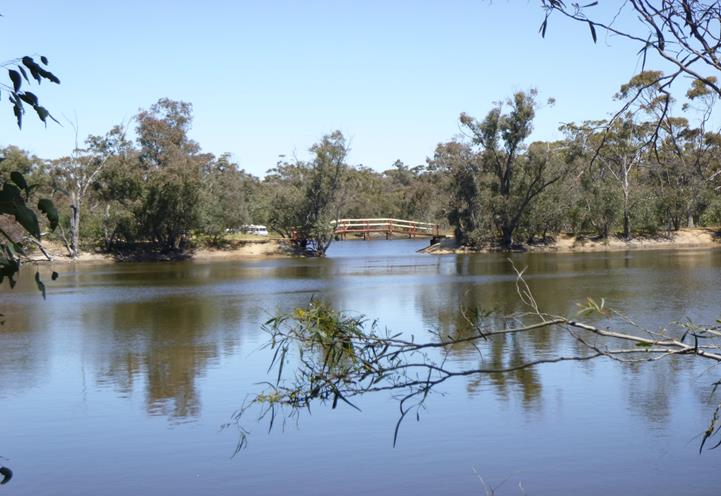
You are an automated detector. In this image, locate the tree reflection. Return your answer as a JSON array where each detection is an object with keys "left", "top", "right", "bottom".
[{"left": 92, "top": 296, "right": 258, "bottom": 421}]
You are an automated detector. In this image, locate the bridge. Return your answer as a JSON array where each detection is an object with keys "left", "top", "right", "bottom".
[{"left": 332, "top": 218, "right": 444, "bottom": 240}]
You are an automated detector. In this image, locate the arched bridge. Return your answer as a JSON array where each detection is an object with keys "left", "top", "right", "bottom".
[{"left": 332, "top": 218, "right": 444, "bottom": 240}]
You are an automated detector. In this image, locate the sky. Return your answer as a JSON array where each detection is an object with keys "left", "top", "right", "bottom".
[{"left": 0, "top": 1, "right": 662, "bottom": 176}]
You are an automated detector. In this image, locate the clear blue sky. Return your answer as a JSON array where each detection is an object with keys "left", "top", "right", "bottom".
[{"left": 1, "top": 1, "right": 650, "bottom": 176}]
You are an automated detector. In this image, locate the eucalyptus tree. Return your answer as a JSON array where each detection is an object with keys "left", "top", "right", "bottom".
[
  {"left": 262, "top": 160, "right": 308, "bottom": 239},
  {"left": 262, "top": 131, "right": 349, "bottom": 256},
  {"left": 540, "top": 1, "right": 721, "bottom": 108},
  {"left": 427, "top": 140, "right": 482, "bottom": 244},
  {"left": 0, "top": 146, "right": 49, "bottom": 186},
  {"left": 458, "top": 90, "right": 569, "bottom": 248},
  {"left": 197, "top": 153, "right": 257, "bottom": 243},
  {"left": 295, "top": 131, "right": 350, "bottom": 256},
  {"left": 519, "top": 142, "right": 576, "bottom": 242},
  {"left": 384, "top": 160, "right": 446, "bottom": 223},
  {"left": 343, "top": 165, "right": 392, "bottom": 219},
  {"left": 50, "top": 125, "right": 131, "bottom": 257},
  {"left": 565, "top": 116, "right": 648, "bottom": 239},
  {"left": 135, "top": 99, "right": 211, "bottom": 251}
]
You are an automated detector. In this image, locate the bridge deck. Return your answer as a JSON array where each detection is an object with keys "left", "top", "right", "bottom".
[{"left": 332, "top": 218, "right": 444, "bottom": 239}]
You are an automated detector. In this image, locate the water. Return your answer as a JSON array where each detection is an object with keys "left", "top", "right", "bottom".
[{"left": 1, "top": 239, "right": 720, "bottom": 495}]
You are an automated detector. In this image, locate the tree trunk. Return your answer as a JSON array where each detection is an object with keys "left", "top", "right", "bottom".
[
  {"left": 501, "top": 225, "right": 514, "bottom": 249},
  {"left": 622, "top": 166, "right": 631, "bottom": 240},
  {"left": 687, "top": 209, "right": 695, "bottom": 228},
  {"left": 69, "top": 196, "right": 81, "bottom": 259},
  {"left": 103, "top": 204, "right": 112, "bottom": 251},
  {"left": 623, "top": 210, "right": 630, "bottom": 240}
]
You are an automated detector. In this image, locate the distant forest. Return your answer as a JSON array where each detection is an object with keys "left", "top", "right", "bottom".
[{"left": 3, "top": 72, "right": 721, "bottom": 256}]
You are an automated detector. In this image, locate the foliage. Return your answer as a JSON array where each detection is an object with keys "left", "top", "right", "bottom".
[
  {"left": 237, "top": 268, "right": 721, "bottom": 451},
  {"left": 2, "top": 55, "right": 60, "bottom": 128},
  {"left": 434, "top": 90, "right": 572, "bottom": 248},
  {"left": 0, "top": 170, "right": 58, "bottom": 292},
  {"left": 134, "top": 99, "right": 209, "bottom": 251},
  {"left": 540, "top": 1, "right": 721, "bottom": 120},
  {"left": 197, "top": 154, "right": 257, "bottom": 243},
  {"left": 263, "top": 131, "right": 350, "bottom": 256}
]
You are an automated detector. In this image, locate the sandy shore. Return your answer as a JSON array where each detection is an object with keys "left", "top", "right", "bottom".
[
  {"left": 28, "top": 229, "right": 721, "bottom": 264},
  {"left": 423, "top": 228, "right": 721, "bottom": 254},
  {"left": 192, "top": 239, "right": 293, "bottom": 260},
  {"left": 28, "top": 239, "right": 294, "bottom": 265}
]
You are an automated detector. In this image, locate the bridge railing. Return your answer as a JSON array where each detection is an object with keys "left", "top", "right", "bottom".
[{"left": 331, "top": 218, "right": 440, "bottom": 237}]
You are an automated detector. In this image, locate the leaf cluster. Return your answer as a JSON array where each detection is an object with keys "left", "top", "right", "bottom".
[
  {"left": 0, "top": 170, "right": 58, "bottom": 293},
  {"left": 4, "top": 56, "right": 60, "bottom": 128}
]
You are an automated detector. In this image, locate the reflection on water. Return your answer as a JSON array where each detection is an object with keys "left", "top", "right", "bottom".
[{"left": 0, "top": 240, "right": 720, "bottom": 495}]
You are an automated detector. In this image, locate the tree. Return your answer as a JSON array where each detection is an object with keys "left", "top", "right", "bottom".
[
  {"left": 50, "top": 124, "right": 128, "bottom": 257},
  {"left": 540, "top": 1, "right": 721, "bottom": 110},
  {"left": 428, "top": 141, "right": 483, "bottom": 244},
  {"left": 265, "top": 131, "right": 349, "bottom": 256},
  {"left": 568, "top": 117, "right": 648, "bottom": 239},
  {"left": 455, "top": 90, "right": 569, "bottom": 248},
  {"left": 135, "top": 99, "right": 211, "bottom": 251},
  {"left": 262, "top": 160, "right": 308, "bottom": 239},
  {"left": 197, "top": 154, "right": 257, "bottom": 243}
]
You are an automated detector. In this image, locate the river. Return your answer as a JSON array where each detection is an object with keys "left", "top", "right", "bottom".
[{"left": 1, "top": 240, "right": 720, "bottom": 495}]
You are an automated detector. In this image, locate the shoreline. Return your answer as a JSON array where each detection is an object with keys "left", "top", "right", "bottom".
[
  {"left": 423, "top": 228, "right": 721, "bottom": 254},
  {"left": 27, "top": 229, "right": 721, "bottom": 265},
  {"left": 28, "top": 239, "right": 295, "bottom": 265}
]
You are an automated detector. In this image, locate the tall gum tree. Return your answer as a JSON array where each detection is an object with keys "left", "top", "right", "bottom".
[
  {"left": 135, "top": 99, "right": 210, "bottom": 251},
  {"left": 459, "top": 90, "right": 569, "bottom": 248}
]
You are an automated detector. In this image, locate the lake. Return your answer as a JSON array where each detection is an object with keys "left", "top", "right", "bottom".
[{"left": 1, "top": 239, "right": 720, "bottom": 495}]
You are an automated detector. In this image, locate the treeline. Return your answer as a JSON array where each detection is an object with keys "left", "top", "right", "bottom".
[
  {"left": 2, "top": 72, "right": 721, "bottom": 256},
  {"left": 0, "top": 98, "right": 446, "bottom": 256}
]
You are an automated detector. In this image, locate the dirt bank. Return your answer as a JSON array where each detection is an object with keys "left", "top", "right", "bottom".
[
  {"left": 192, "top": 239, "right": 293, "bottom": 260},
  {"left": 423, "top": 228, "right": 721, "bottom": 254},
  {"left": 28, "top": 239, "right": 294, "bottom": 264}
]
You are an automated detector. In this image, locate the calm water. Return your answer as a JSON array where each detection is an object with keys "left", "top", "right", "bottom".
[{"left": 1, "top": 240, "right": 720, "bottom": 495}]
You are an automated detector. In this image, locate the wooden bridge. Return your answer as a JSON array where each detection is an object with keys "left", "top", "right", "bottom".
[{"left": 332, "top": 218, "right": 443, "bottom": 240}]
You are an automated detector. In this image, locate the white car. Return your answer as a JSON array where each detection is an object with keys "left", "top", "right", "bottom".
[{"left": 243, "top": 225, "right": 269, "bottom": 236}]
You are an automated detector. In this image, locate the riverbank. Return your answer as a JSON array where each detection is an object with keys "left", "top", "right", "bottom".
[
  {"left": 29, "top": 228, "right": 721, "bottom": 263},
  {"left": 28, "top": 239, "right": 294, "bottom": 264},
  {"left": 423, "top": 228, "right": 721, "bottom": 254}
]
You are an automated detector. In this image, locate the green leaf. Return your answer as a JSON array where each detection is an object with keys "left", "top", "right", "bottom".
[
  {"left": 14, "top": 204, "right": 40, "bottom": 239},
  {"left": 635, "top": 341, "right": 653, "bottom": 348},
  {"left": 19, "top": 91, "right": 38, "bottom": 107},
  {"left": 12, "top": 96, "right": 23, "bottom": 128},
  {"left": 588, "top": 21, "right": 597, "bottom": 43},
  {"left": 22, "top": 56, "right": 41, "bottom": 83},
  {"left": 45, "top": 71, "right": 60, "bottom": 84},
  {"left": 10, "top": 171, "right": 28, "bottom": 191},
  {"left": 40, "top": 55, "right": 48, "bottom": 65},
  {"left": 38, "top": 198, "right": 59, "bottom": 231},
  {"left": 33, "top": 106, "right": 59, "bottom": 125},
  {"left": 8, "top": 69, "right": 21, "bottom": 92},
  {"left": 0, "top": 183, "right": 23, "bottom": 212},
  {"left": 17, "top": 65, "right": 28, "bottom": 82},
  {"left": 34, "top": 105, "right": 49, "bottom": 123}
]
